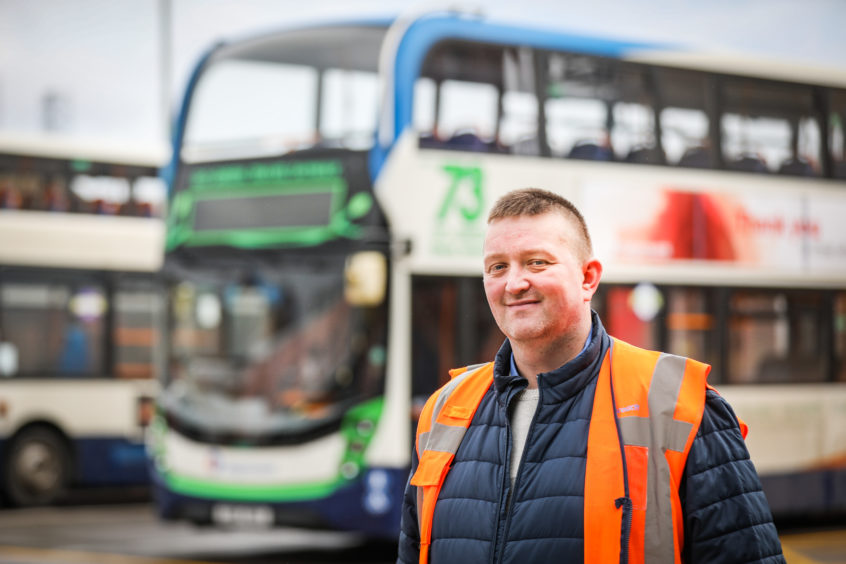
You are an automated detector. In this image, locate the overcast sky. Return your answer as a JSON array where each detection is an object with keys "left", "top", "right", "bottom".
[{"left": 1, "top": 0, "right": 844, "bottom": 152}]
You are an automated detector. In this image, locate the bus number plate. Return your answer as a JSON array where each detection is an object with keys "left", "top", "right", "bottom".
[{"left": 211, "top": 504, "right": 274, "bottom": 527}]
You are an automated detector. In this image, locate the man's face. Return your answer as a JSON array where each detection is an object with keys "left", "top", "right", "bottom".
[{"left": 482, "top": 211, "right": 595, "bottom": 347}]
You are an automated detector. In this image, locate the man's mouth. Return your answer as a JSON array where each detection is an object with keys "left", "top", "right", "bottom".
[{"left": 506, "top": 299, "right": 539, "bottom": 308}]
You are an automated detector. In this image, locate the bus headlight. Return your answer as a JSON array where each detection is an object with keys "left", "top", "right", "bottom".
[
  {"left": 363, "top": 469, "right": 391, "bottom": 515},
  {"left": 344, "top": 251, "right": 386, "bottom": 306}
]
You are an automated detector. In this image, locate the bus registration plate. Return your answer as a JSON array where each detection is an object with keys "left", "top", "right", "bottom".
[{"left": 211, "top": 504, "right": 274, "bottom": 527}]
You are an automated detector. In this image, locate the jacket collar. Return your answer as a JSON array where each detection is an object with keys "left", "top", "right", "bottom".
[{"left": 493, "top": 311, "right": 610, "bottom": 406}]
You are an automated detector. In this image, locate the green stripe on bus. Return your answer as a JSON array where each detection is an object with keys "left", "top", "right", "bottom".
[{"left": 163, "top": 473, "right": 344, "bottom": 502}]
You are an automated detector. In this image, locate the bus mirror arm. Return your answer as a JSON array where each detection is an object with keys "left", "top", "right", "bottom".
[{"left": 392, "top": 238, "right": 413, "bottom": 258}]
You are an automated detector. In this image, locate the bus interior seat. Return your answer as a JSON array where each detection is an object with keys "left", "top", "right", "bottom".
[
  {"left": 444, "top": 131, "right": 491, "bottom": 152},
  {"left": 678, "top": 146, "right": 711, "bottom": 168},
  {"left": 729, "top": 154, "right": 769, "bottom": 173},
  {"left": 568, "top": 142, "right": 613, "bottom": 161},
  {"left": 778, "top": 157, "right": 815, "bottom": 177},
  {"left": 418, "top": 133, "right": 441, "bottom": 149},
  {"left": 626, "top": 146, "right": 664, "bottom": 165}
]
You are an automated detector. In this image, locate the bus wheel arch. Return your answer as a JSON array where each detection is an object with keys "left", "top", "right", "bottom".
[{"left": 2, "top": 423, "right": 74, "bottom": 507}]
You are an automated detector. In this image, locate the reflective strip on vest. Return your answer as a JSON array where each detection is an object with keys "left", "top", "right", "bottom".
[{"left": 618, "top": 354, "right": 692, "bottom": 564}]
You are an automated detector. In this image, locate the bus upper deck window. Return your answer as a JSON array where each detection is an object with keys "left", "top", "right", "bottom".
[
  {"left": 721, "top": 80, "right": 820, "bottom": 176},
  {"left": 721, "top": 114, "right": 788, "bottom": 174},
  {"left": 501, "top": 91, "right": 539, "bottom": 156},
  {"left": 183, "top": 60, "right": 318, "bottom": 162},
  {"left": 545, "top": 98, "right": 607, "bottom": 159},
  {"left": 612, "top": 102, "right": 661, "bottom": 165},
  {"left": 319, "top": 69, "right": 379, "bottom": 150},
  {"left": 660, "top": 107, "right": 710, "bottom": 168},
  {"left": 437, "top": 80, "right": 498, "bottom": 151},
  {"left": 413, "top": 78, "right": 437, "bottom": 141},
  {"left": 544, "top": 53, "right": 614, "bottom": 160}
]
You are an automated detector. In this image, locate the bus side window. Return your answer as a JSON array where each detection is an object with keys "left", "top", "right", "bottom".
[
  {"left": 829, "top": 90, "right": 846, "bottom": 179},
  {"left": 661, "top": 108, "right": 710, "bottom": 168},
  {"left": 777, "top": 117, "right": 821, "bottom": 177},
  {"left": 610, "top": 66, "right": 662, "bottom": 165},
  {"left": 836, "top": 293, "right": 846, "bottom": 382},
  {"left": 114, "top": 286, "right": 163, "bottom": 380},
  {"left": 728, "top": 291, "right": 828, "bottom": 384},
  {"left": 418, "top": 42, "right": 534, "bottom": 154},
  {"left": 655, "top": 68, "right": 712, "bottom": 169},
  {"left": 596, "top": 285, "right": 661, "bottom": 351},
  {"left": 500, "top": 47, "right": 540, "bottom": 156},
  {"left": 0, "top": 182, "right": 22, "bottom": 209},
  {"left": 415, "top": 77, "right": 498, "bottom": 152},
  {"left": 544, "top": 53, "right": 611, "bottom": 160},
  {"left": 0, "top": 282, "right": 106, "bottom": 378},
  {"left": 438, "top": 80, "right": 498, "bottom": 152},
  {"left": 721, "top": 79, "right": 821, "bottom": 176},
  {"left": 546, "top": 97, "right": 608, "bottom": 159}
]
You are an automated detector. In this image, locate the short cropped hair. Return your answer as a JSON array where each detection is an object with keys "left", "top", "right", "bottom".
[{"left": 487, "top": 188, "right": 593, "bottom": 259}]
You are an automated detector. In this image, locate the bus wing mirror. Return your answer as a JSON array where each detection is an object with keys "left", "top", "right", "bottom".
[{"left": 344, "top": 251, "right": 387, "bottom": 307}]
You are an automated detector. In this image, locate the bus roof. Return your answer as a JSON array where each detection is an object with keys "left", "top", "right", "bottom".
[{"left": 205, "top": 9, "right": 846, "bottom": 90}]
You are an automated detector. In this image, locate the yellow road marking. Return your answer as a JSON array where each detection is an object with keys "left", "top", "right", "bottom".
[
  {"left": 0, "top": 545, "right": 220, "bottom": 564},
  {"left": 780, "top": 529, "right": 846, "bottom": 564},
  {"left": 781, "top": 544, "right": 827, "bottom": 564}
]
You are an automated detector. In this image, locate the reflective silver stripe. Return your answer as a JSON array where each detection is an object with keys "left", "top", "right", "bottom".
[
  {"left": 417, "top": 363, "right": 488, "bottom": 454},
  {"left": 423, "top": 422, "right": 469, "bottom": 454},
  {"left": 618, "top": 353, "right": 690, "bottom": 564}
]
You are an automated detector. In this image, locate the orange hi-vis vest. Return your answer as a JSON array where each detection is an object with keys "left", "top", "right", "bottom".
[{"left": 411, "top": 338, "right": 739, "bottom": 564}]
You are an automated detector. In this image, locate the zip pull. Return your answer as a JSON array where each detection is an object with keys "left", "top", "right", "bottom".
[{"left": 615, "top": 497, "right": 633, "bottom": 564}]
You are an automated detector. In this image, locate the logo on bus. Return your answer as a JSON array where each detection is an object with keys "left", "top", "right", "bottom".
[{"left": 434, "top": 164, "right": 485, "bottom": 256}]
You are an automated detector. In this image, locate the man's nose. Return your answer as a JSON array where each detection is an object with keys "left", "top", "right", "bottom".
[{"left": 505, "top": 267, "right": 530, "bottom": 293}]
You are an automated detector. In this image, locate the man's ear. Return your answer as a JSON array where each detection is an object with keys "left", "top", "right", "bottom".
[{"left": 582, "top": 258, "right": 603, "bottom": 301}]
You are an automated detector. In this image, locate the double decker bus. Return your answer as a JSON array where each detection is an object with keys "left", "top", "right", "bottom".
[
  {"left": 149, "top": 11, "right": 846, "bottom": 536},
  {"left": 0, "top": 133, "right": 167, "bottom": 506}
]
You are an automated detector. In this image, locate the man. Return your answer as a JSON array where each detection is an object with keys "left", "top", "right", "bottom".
[{"left": 397, "top": 188, "right": 784, "bottom": 563}]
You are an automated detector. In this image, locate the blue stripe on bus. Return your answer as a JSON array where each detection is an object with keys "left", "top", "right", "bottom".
[
  {"left": 0, "top": 437, "right": 149, "bottom": 486},
  {"left": 74, "top": 438, "right": 149, "bottom": 485}
]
